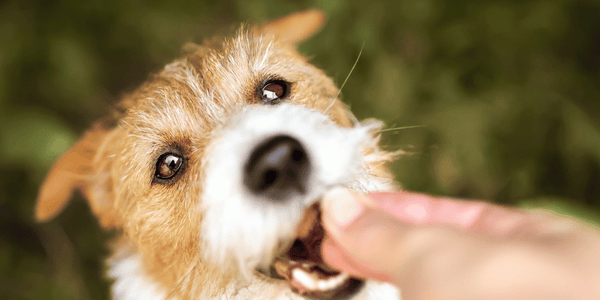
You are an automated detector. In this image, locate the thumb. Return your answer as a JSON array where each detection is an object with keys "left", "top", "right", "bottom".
[{"left": 319, "top": 188, "right": 410, "bottom": 283}]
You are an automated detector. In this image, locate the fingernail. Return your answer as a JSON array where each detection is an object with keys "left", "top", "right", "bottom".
[{"left": 323, "top": 187, "right": 365, "bottom": 228}]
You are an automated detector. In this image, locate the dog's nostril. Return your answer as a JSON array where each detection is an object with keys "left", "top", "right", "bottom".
[{"left": 244, "top": 135, "right": 310, "bottom": 201}]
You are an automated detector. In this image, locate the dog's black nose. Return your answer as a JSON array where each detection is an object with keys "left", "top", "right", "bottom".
[{"left": 244, "top": 135, "right": 310, "bottom": 201}]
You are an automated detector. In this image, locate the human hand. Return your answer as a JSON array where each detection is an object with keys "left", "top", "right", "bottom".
[{"left": 320, "top": 188, "right": 600, "bottom": 300}]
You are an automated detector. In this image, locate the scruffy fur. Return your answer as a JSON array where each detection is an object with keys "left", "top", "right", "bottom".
[{"left": 36, "top": 10, "right": 401, "bottom": 300}]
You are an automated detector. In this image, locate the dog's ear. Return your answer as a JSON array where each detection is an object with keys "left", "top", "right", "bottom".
[
  {"left": 259, "top": 9, "right": 326, "bottom": 44},
  {"left": 36, "top": 125, "right": 120, "bottom": 228}
]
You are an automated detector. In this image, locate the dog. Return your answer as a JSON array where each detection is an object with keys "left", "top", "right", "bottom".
[{"left": 35, "top": 10, "right": 401, "bottom": 300}]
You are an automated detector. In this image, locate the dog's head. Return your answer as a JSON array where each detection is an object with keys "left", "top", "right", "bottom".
[{"left": 35, "top": 10, "right": 396, "bottom": 299}]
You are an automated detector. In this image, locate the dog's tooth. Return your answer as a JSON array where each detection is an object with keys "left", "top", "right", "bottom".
[
  {"left": 324, "top": 275, "right": 343, "bottom": 291},
  {"left": 323, "top": 279, "right": 335, "bottom": 290},
  {"left": 316, "top": 279, "right": 330, "bottom": 291},
  {"left": 290, "top": 260, "right": 298, "bottom": 265},
  {"left": 332, "top": 273, "right": 349, "bottom": 286},
  {"left": 313, "top": 272, "right": 349, "bottom": 291},
  {"left": 301, "top": 263, "right": 310, "bottom": 269},
  {"left": 291, "top": 267, "right": 351, "bottom": 293},
  {"left": 292, "top": 268, "right": 317, "bottom": 291},
  {"left": 329, "top": 277, "right": 341, "bottom": 288}
]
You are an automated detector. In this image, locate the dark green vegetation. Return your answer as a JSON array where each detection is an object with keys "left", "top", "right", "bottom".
[{"left": 1, "top": 0, "right": 600, "bottom": 299}]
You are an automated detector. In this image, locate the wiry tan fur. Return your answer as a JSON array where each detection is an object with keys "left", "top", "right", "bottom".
[{"left": 36, "top": 10, "right": 399, "bottom": 300}]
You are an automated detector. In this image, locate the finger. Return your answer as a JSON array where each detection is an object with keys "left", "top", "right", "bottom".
[{"left": 321, "top": 189, "right": 469, "bottom": 280}]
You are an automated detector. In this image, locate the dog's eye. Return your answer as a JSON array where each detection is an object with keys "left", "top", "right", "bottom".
[
  {"left": 155, "top": 153, "right": 183, "bottom": 180},
  {"left": 260, "top": 80, "right": 289, "bottom": 105}
]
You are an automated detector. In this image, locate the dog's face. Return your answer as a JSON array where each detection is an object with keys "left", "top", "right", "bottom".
[{"left": 35, "top": 10, "right": 397, "bottom": 300}]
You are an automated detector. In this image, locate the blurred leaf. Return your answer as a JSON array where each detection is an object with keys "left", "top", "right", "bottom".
[
  {"left": 42, "top": 35, "right": 100, "bottom": 108},
  {"left": 0, "top": 109, "right": 76, "bottom": 173},
  {"left": 562, "top": 101, "right": 600, "bottom": 163}
]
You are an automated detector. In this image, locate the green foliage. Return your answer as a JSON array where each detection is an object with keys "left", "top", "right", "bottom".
[{"left": 1, "top": 0, "right": 599, "bottom": 299}]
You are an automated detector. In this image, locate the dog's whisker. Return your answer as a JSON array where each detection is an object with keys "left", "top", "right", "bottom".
[
  {"left": 379, "top": 124, "right": 426, "bottom": 132},
  {"left": 324, "top": 42, "right": 365, "bottom": 114},
  {"left": 344, "top": 104, "right": 360, "bottom": 127}
]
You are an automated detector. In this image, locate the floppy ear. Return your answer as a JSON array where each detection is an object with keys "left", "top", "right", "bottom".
[
  {"left": 36, "top": 125, "right": 119, "bottom": 228},
  {"left": 259, "top": 9, "right": 326, "bottom": 44}
]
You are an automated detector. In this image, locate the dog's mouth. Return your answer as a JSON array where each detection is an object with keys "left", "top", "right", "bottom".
[{"left": 261, "top": 203, "right": 364, "bottom": 299}]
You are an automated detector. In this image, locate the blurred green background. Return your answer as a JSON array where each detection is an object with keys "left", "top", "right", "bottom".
[{"left": 1, "top": 0, "right": 600, "bottom": 299}]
